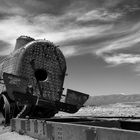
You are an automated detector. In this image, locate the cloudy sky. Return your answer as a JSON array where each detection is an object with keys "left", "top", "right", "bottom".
[{"left": 0, "top": 0, "right": 140, "bottom": 96}]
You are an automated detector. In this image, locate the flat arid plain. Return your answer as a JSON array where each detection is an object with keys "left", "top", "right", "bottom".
[
  {"left": 57, "top": 102, "right": 140, "bottom": 117},
  {"left": 58, "top": 94, "right": 140, "bottom": 117}
]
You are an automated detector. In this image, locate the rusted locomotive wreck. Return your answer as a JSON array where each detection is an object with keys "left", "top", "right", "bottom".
[{"left": 0, "top": 36, "right": 89, "bottom": 125}]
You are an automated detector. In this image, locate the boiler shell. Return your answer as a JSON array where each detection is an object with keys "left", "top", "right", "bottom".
[{"left": 0, "top": 40, "right": 66, "bottom": 101}]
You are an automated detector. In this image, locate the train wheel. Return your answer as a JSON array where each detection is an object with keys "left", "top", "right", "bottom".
[
  {"left": 0, "top": 95, "right": 4, "bottom": 118},
  {"left": 1, "top": 93, "right": 10, "bottom": 125},
  {"left": 1, "top": 92, "right": 20, "bottom": 125}
]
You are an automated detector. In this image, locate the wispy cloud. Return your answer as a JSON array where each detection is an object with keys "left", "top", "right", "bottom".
[
  {"left": 0, "top": 16, "right": 39, "bottom": 54},
  {"left": 77, "top": 9, "right": 122, "bottom": 22},
  {"left": 0, "top": 10, "right": 113, "bottom": 56},
  {"left": 0, "top": 0, "right": 140, "bottom": 63},
  {"left": 96, "top": 30, "right": 140, "bottom": 56},
  {"left": 94, "top": 20, "right": 140, "bottom": 69},
  {"left": 60, "top": 46, "right": 77, "bottom": 58},
  {"left": 104, "top": 53, "right": 140, "bottom": 65}
]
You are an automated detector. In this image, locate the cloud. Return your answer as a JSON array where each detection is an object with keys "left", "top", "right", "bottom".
[
  {"left": 94, "top": 21, "right": 140, "bottom": 66},
  {"left": 0, "top": 0, "right": 140, "bottom": 61},
  {"left": 0, "top": 9, "right": 114, "bottom": 56},
  {"left": 0, "top": 16, "right": 39, "bottom": 51},
  {"left": 0, "top": 0, "right": 73, "bottom": 16},
  {"left": 60, "top": 46, "right": 77, "bottom": 58},
  {"left": 96, "top": 28, "right": 140, "bottom": 56},
  {"left": 103, "top": 53, "right": 140, "bottom": 65},
  {"left": 104, "top": 0, "right": 124, "bottom": 8},
  {"left": 77, "top": 9, "right": 122, "bottom": 22}
]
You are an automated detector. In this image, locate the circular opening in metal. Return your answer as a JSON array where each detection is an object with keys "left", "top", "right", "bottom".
[{"left": 34, "top": 69, "right": 48, "bottom": 82}]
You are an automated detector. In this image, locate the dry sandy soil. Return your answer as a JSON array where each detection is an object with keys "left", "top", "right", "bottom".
[{"left": 57, "top": 103, "right": 140, "bottom": 117}]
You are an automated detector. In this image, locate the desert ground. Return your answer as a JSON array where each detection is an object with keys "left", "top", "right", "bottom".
[{"left": 57, "top": 103, "right": 140, "bottom": 117}]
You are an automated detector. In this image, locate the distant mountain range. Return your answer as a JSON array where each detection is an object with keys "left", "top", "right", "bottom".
[{"left": 84, "top": 94, "right": 140, "bottom": 106}]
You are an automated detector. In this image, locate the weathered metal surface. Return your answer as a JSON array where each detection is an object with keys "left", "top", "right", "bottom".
[
  {"left": 0, "top": 36, "right": 66, "bottom": 101},
  {"left": 0, "top": 36, "right": 90, "bottom": 123},
  {"left": 65, "top": 89, "right": 89, "bottom": 107},
  {"left": 11, "top": 118, "right": 140, "bottom": 140},
  {"left": 3, "top": 73, "right": 28, "bottom": 100}
]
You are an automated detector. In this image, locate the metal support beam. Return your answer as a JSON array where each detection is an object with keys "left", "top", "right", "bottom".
[{"left": 11, "top": 118, "right": 140, "bottom": 140}]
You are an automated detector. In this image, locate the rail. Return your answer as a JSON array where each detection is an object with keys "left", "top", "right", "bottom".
[{"left": 10, "top": 116, "right": 140, "bottom": 140}]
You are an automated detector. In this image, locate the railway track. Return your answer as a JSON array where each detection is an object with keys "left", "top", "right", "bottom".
[{"left": 9, "top": 116, "right": 140, "bottom": 140}]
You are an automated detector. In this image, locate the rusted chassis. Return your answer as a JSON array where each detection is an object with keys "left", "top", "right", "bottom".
[
  {"left": 0, "top": 36, "right": 67, "bottom": 125},
  {"left": 0, "top": 90, "right": 59, "bottom": 125},
  {"left": 0, "top": 36, "right": 89, "bottom": 125}
]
